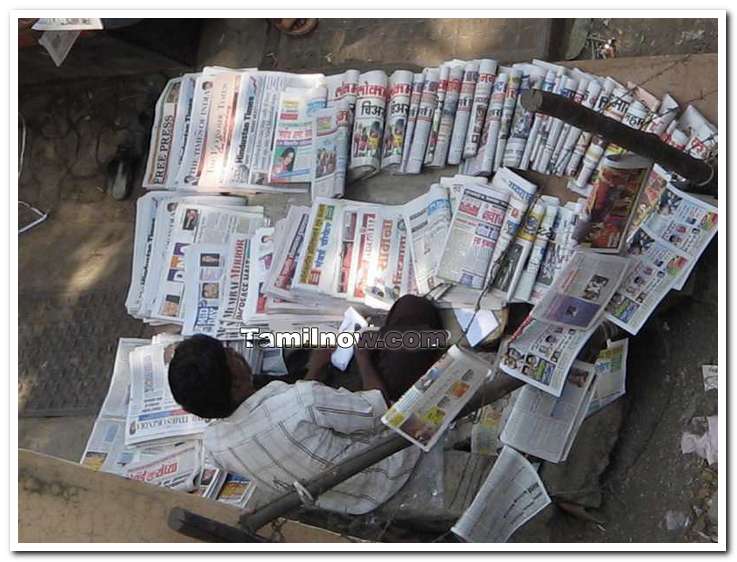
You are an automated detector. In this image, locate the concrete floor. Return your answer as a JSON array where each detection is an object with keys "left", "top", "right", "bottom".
[{"left": 18, "top": 17, "right": 719, "bottom": 542}]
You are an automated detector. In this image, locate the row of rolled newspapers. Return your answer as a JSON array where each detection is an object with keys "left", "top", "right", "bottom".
[
  {"left": 80, "top": 335, "right": 256, "bottom": 506},
  {"left": 143, "top": 62, "right": 717, "bottom": 202}
]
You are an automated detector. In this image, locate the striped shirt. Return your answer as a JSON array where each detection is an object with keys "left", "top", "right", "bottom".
[{"left": 205, "top": 380, "right": 421, "bottom": 515}]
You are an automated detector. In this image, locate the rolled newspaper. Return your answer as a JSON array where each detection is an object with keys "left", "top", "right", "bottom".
[
  {"left": 429, "top": 63, "right": 464, "bottom": 168},
  {"left": 405, "top": 68, "right": 440, "bottom": 174},
  {"left": 493, "top": 69, "right": 523, "bottom": 172},
  {"left": 463, "top": 58, "right": 498, "bottom": 158},
  {"left": 447, "top": 60, "right": 480, "bottom": 165},
  {"left": 424, "top": 63, "right": 451, "bottom": 165},
  {"left": 348, "top": 70, "right": 388, "bottom": 182},
  {"left": 381, "top": 70, "right": 414, "bottom": 171},
  {"left": 399, "top": 73, "right": 425, "bottom": 173}
]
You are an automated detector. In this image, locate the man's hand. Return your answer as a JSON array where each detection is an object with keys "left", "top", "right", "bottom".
[{"left": 304, "top": 347, "right": 335, "bottom": 381}]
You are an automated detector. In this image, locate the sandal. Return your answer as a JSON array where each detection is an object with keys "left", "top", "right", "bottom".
[{"left": 270, "top": 18, "right": 318, "bottom": 37}]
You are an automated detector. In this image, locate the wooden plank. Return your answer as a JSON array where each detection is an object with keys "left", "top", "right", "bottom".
[{"left": 18, "top": 449, "right": 355, "bottom": 543}]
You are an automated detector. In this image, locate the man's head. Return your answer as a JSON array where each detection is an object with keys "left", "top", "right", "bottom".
[{"left": 168, "top": 335, "right": 253, "bottom": 419}]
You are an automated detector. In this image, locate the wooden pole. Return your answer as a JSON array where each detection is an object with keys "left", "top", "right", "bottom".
[{"left": 520, "top": 90, "right": 716, "bottom": 191}]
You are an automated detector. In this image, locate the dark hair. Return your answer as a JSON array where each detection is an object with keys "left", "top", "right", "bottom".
[{"left": 168, "top": 334, "right": 236, "bottom": 419}]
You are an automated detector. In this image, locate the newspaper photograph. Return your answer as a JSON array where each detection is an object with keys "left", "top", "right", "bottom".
[
  {"left": 531, "top": 250, "right": 631, "bottom": 330},
  {"left": 437, "top": 184, "right": 510, "bottom": 289},
  {"left": 126, "top": 343, "right": 209, "bottom": 446},
  {"left": 499, "top": 314, "right": 598, "bottom": 397},
  {"left": 587, "top": 338, "right": 629, "bottom": 416},
  {"left": 451, "top": 446, "right": 551, "bottom": 543},
  {"left": 500, "top": 360, "right": 597, "bottom": 463},
  {"left": 124, "top": 441, "right": 202, "bottom": 492},
  {"left": 382, "top": 345, "right": 492, "bottom": 452},
  {"left": 348, "top": 70, "right": 388, "bottom": 180},
  {"left": 381, "top": 70, "right": 413, "bottom": 171}
]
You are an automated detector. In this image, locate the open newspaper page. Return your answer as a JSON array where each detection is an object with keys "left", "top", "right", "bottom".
[
  {"left": 580, "top": 154, "right": 650, "bottom": 253},
  {"left": 382, "top": 346, "right": 492, "bottom": 452},
  {"left": 311, "top": 106, "right": 343, "bottom": 199},
  {"left": 348, "top": 71, "right": 388, "bottom": 181},
  {"left": 530, "top": 250, "right": 631, "bottom": 330},
  {"left": 512, "top": 197, "right": 559, "bottom": 303},
  {"left": 634, "top": 178, "right": 718, "bottom": 290},
  {"left": 99, "top": 338, "right": 151, "bottom": 420},
  {"left": 605, "top": 225, "right": 691, "bottom": 335},
  {"left": 491, "top": 197, "right": 547, "bottom": 302},
  {"left": 499, "top": 314, "right": 597, "bottom": 397},
  {"left": 451, "top": 446, "right": 551, "bottom": 543},
  {"left": 81, "top": 418, "right": 138, "bottom": 475},
  {"left": 124, "top": 441, "right": 202, "bottom": 492},
  {"left": 381, "top": 70, "right": 413, "bottom": 171},
  {"left": 268, "top": 87, "right": 327, "bottom": 187},
  {"left": 181, "top": 243, "right": 227, "bottom": 337},
  {"left": 587, "top": 338, "right": 629, "bottom": 416},
  {"left": 405, "top": 68, "right": 440, "bottom": 174},
  {"left": 151, "top": 204, "right": 265, "bottom": 324},
  {"left": 126, "top": 343, "right": 209, "bottom": 446},
  {"left": 403, "top": 184, "right": 452, "bottom": 294},
  {"left": 437, "top": 184, "right": 510, "bottom": 290},
  {"left": 500, "top": 361, "right": 596, "bottom": 463},
  {"left": 429, "top": 63, "right": 464, "bottom": 168}
]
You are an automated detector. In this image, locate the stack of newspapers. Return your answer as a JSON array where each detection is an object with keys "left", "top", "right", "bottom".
[
  {"left": 80, "top": 335, "right": 256, "bottom": 506},
  {"left": 142, "top": 61, "right": 717, "bottom": 202}
]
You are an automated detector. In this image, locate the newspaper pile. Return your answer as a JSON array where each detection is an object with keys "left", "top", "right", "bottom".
[{"left": 80, "top": 336, "right": 255, "bottom": 506}]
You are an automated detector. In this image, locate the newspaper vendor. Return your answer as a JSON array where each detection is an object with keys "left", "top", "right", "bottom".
[{"left": 167, "top": 295, "right": 444, "bottom": 514}]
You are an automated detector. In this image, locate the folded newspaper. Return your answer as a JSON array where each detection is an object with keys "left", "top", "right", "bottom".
[{"left": 382, "top": 345, "right": 492, "bottom": 452}]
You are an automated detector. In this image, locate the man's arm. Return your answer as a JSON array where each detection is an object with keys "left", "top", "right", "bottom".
[
  {"left": 303, "top": 348, "right": 334, "bottom": 382},
  {"left": 355, "top": 346, "right": 389, "bottom": 403}
]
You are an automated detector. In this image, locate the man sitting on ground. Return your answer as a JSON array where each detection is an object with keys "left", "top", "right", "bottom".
[{"left": 168, "top": 295, "right": 444, "bottom": 514}]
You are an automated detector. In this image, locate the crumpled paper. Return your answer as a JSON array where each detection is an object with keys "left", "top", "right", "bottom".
[{"left": 681, "top": 415, "right": 718, "bottom": 465}]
